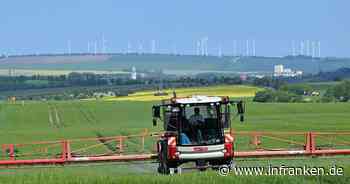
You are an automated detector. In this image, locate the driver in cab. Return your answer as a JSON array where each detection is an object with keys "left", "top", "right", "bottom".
[
  {"left": 188, "top": 107, "right": 205, "bottom": 143},
  {"left": 180, "top": 107, "right": 205, "bottom": 145},
  {"left": 189, "top": 107, "right": 204, "bottom": 126}
]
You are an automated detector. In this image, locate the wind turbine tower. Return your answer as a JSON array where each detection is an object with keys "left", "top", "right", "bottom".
[
  {"left": 151, "top": 40, "right": 156, "bottom": 54},
  {"left": 127, "top": 42, "right": 132, "bottom": 54},
  {"left": 94, "top": 41, "right": 97, "bottom": 55},
  {"left": 318, "top": 41, "right": 321, "bottom": 58},
  {"left": 201, "top": 37, "right": 208, "bottom": 56},
  {"left": 102, "top": 35, "right": 107, "bottom": 54},
  {"left": 233, "top": 40, "right": 237, "bottom": 56},
  {"left": 200, "top": 38, "right": 205, "bottom": 56},
  {"left": 252, "top": 40, "right": 256, "bottom": 57},
  {"left": 246, "top": 40, "right": 249, "bottom": 57},
  {"left": 87, "top": 42, "right": 91, "bottom": 54},
  {"left": 306, "top": 40, "right": 310, "bottom": 56},
  {"left": 312, "top": 41, "right": 316, "bottom": 58},
  {"left": 67, "top": 40, "right": 72, "bottom": 55},
  {"left": 300, "top": 41, "right": 304, "bottom": 56},
  {"left": 218, "top": 44, "right": 222, "bottom": 58},
  {"left": 196, "top": 41, "right": 201, "bottom": 56}
]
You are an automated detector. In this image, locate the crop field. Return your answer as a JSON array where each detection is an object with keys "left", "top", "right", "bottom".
[
  {"left": 1, "top": 85, "right": 350, "bottom": 183},
  {"left": 0, "top": 68, "right": 128, "bottom": 76},
  {"left": 102, "top": 85, "right": 261, "bottom": 101}
]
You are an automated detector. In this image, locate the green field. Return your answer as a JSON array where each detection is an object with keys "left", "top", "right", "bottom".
[
  {"left": 0, "top": 68, "right": 128, "bottom": 76},
  {"left": 1, "top": 85, "right": 350, "bottom": 183},
  {"left": 2, "top": 99, "right": 350, "bottom": 144}
]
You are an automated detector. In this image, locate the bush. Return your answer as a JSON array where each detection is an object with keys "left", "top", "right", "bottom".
[
  {"left": 274, "top": 91, "right": 292, "bottom": 102},
  {"left": 253, "top": 89, "right": 304, "bottom": 103},
  {"left": 324, "top": 80, "right": 350, "bottom": 102},
  {"left": 321, "top": 96, "right": 335, "bottom": 103},
  {"left": 280, "top": 84, "right": 312, "bottom": 95},
  {"left": 253, "top": 90, "right": 274, "bottom": 102}
]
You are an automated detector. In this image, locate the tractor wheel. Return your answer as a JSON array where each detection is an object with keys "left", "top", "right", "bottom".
[
  {"left": 157, "top": 140, "right": 170, "bottom": 174},
  {"left": 158, "top": 160, "right": 170, "bottom": 174}
]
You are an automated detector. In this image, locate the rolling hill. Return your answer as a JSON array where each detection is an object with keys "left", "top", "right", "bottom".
[{"left": 1, "top": 54, "right": 350, "bottom": 74}]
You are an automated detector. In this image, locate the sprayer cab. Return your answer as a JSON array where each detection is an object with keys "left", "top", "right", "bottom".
[{"left": 152, "top": 95, "right": 245, "bottom": 174}]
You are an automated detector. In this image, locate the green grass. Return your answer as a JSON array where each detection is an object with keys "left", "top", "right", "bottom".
[
  {"left": 1, "top": 93, "right": 350, "bottom": 183},
  {"left": 1, "top": 101, "right": 350, "bottom": 144},
  {"left": 0, "top": 169, "right": 349, "bottom": 184}
]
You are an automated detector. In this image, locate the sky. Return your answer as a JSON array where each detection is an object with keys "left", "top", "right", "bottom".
[{"left": 0, "top": 0, "right": 349, "bottom": 57}]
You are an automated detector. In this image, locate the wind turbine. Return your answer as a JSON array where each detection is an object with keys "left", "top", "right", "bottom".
[
  {"left": 102, "top": 35, "right": 107, "bottom": 54},
  {"left": 300, "top": 41, "right": 304, "bottom": 56},
  {"left": 87, "top": 42, "right": 91, "bottom": 54},
  {"left": 246, "top": 40, "right": 249, "bottom": 56},
  {"left": 196, "top": 41, "right": 201, "bottom": 56},
  {"left": 318, "top": 41, "right": 321, "bottom": 58},
  {"left": 151, "top": 40, "right": 156, "bottom": 54},
  {"left": 233, "top": 40, "right": 237, "bottom": 56},
  {"left": 94, "top": 41, "right": 97, "bottom": 55},
  {"left": 67, "top": 40, "right": 72, "bottom": 55},
  {"left": 252, "top": 40, "right": 256, "bottom": 57},
  {"left": 218, "top": 44, "right": 222, "bottom": 58},
  {"left": 127, "top": 42, "right": 132, "bottom": 54}
]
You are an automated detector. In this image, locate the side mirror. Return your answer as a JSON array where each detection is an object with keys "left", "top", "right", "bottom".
[
  {"left": 153, "top": 118, "right": 157, "bottom": 126},
  {"left": 240, "top": 115, "right": 244, "bottom": 122},
  {"left": 152, "top": 106, "right": 161, "bottom": 126},
  {"left": 152, "top": 106, "right": 161, "bottom": 118},
  {"left": 237, "top": 101, "right": 245, "bottom": 114},
  {"left": 237, "top": 101, "right": 245, "bottom": 122}
]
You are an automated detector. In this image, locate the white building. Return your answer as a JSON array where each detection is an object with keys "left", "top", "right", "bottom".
[
  {"left": 274, "top": 65, "right": 303, "bottom": 77},
  {"left": 274, "top": 65, "right": 284, "bottom": 76},
  {"left": 131, "top": 66, "right": 137, "bottom": 80}
]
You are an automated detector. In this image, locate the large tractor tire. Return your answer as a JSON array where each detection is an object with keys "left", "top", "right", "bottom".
[
  {"left": 157, "top": 140, "right": 178, "bottom": 174},
  {"left": 157, "top": 140, "right": 170, "bottom": 174}
]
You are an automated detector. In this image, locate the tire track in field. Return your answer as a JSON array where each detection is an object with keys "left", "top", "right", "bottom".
[
  {"left": 70, "top": 102, "right": 152, "bottom": 174},
  {"left": 71, "top": 102, "right": 116, "bottom": 153},
  {"left": 47, "top": 102, "right": 64, "bottom": 129},
  {"left": 66, "top": 102, "right": 158, "bottom": 173}
]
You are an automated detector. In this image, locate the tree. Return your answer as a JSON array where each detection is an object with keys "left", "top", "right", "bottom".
[
  {"left": 281, "top": 84, "right": 312, "bottom": 95},
  {"left": 324, "top": 80, "right": 350, "bottom": 102},
  {"left": 253, "top": 90, "right": 274, "bottom": 102}
]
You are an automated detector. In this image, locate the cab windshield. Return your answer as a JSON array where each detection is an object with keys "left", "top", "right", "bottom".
[{"left": 179, "top": 104, "right": 224, "bottom": 146}]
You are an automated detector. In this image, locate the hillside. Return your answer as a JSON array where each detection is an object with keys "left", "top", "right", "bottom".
[{"left": 1, "top": 54, "right": 350, "bottom": 74}]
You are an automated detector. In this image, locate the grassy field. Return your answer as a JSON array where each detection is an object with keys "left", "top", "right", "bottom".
[
  {"left": 0, "top": 170, "right": 348, "bottom": 184},
  {"left": 0, "top": 68, "right": 128, "bottom": 76},
  {"left": 1, "top": 85, "right": 350, "bottom": 183}
]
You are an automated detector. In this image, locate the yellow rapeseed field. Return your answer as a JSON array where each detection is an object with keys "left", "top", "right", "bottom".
[{"left": 103, "top": 85, "right": 262, "bottom": 102}]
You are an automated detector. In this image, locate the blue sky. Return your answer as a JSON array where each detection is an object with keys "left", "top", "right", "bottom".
[{"left": 0, "top": 0, "right": 349, "bottom": 57}]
